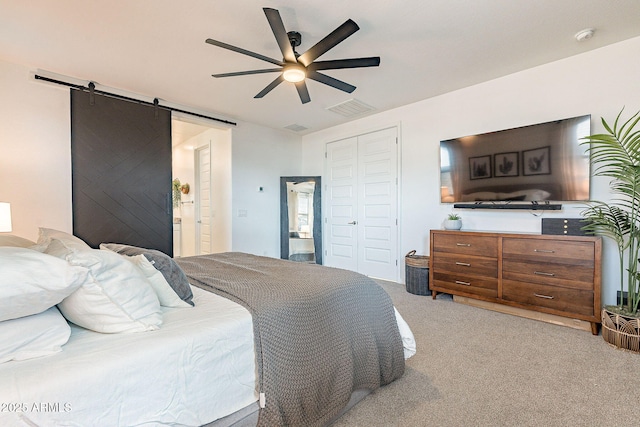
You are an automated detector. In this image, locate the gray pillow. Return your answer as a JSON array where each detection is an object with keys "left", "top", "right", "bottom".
[{"left": 100, "top": 243, "right": 194, "bottom": 306}]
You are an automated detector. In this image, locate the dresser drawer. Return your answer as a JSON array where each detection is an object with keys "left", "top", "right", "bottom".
[
  {"left": 432, "top": 252, "right": 498, "bottom": 277},
  {"left": 432, "top": 232, "right": 498, "bottom": 257},
  {"left": 502, "top": 238, "right": 594, "bottom": 265},
  {"left": 433, "top": 272, "right": 498, "bottom": 298},
  {"left": 503, "top": 260, "right": 594, "bottom": 290},
  {"left": 502, "top": 279, "right": 594, "bottom": 317}
]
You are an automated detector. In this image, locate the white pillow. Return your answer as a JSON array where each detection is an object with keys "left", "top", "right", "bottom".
[
  {"left": 0, "top": 247, "right": 88, "bottom": 322},
  {"left": 126, "top": 254, "right": 191, "bottom": 308},
  {"left": 33, "top": 227, "right": 91, "bottom": 253},
  {"left": 0, "top": 307, "right": 71, "bottom": 364},
  {"left": 46, "top": 240, "right": 163, "bottom": 333},
  {"left": 0, "top": 234, "right": 37, "bottom": 248}
]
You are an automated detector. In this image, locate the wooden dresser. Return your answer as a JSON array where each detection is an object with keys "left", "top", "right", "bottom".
[{"left": 429, "top": 230, "right": 602, "bottom": 334}]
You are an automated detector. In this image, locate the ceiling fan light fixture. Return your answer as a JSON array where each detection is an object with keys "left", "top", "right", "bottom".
[{"left": 282, "top": 63, "right": 306, "bottom": 83}]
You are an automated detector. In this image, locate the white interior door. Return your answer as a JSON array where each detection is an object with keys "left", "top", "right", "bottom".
[
  {"left": 195, "top": 144, "right": 212, "bottom": 255},
  {"left": 325, "top": 127, "right": 399, "bottom": 280},
  {"left": 357, "top": 128, "right": 398, "bottom": 279},
  {"left": 325, "top": 137, "right": 359, "bottom": 271}
]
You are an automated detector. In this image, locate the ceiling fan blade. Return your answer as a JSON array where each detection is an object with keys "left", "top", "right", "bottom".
[
  {"left": 294, "top": 81, "right": 311, "bottom": 104},
  {"left": 213, "top": 68, "right": 282, "bottom": 78},
  {"left": 308, "top": 57, "right": 380, "bottom": 71},
  {"left": 206, "top": 38, "right": 283, "bottom": 66},
  {"left": 263, "top": 8, "right": 297, "bottom": 63},
  {"left": 297, "top": 19, "right": 359, "bottom": 67},
  {"left": 255, "top": 75, "right": 285, "bottom": 98},
  {"left": 307, "top": 70, "right": 356, "bottom": 93}
]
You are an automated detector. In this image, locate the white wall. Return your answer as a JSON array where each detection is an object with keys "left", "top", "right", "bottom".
[
  {"left": 301, "top": 36, "right": 640, "bottom": 306},
  {"left": 0, "top": 58, "right": 300, "bottom": 260},
  {"left": 231, "top": 122, "right": 302, "bottom": 257},
  {"left": 0, "top": 61, "right": 72, "bottom": 239}
]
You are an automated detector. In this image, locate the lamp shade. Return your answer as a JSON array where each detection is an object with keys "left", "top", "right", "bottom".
[{"left": 0, "top": 202, "right": 12, "bottom": 233}]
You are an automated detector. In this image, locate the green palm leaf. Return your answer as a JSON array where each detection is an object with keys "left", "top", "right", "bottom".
[{"left": 581, "top": 108, "right": 640, "bottom": 315}]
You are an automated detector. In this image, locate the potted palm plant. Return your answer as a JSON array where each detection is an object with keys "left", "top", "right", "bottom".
[{"left": 580, "top": 108, "right": 640, "bottom": 351}]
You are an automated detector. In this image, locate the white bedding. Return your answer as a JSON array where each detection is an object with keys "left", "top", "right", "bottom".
[
  {"left": 0, "top": 286, "right": 415, "bottom": 427},
  {"left": 0, "top": 286, "right": 257, "bottom": 427}
]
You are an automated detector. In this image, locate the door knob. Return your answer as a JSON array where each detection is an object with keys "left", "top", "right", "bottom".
[{"left": 348, "top": 221, "right": 357, "bottom": 225}]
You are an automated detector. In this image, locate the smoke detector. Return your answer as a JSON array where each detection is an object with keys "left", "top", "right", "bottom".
[{"left": 574, "top": 28, "right": 595, "bottom": 42}]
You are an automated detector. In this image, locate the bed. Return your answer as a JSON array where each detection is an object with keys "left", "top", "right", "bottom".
[{"left": 0, "top": 229, "right": 415, "bottom": 427}]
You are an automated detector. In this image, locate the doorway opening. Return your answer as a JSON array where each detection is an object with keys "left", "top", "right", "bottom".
[{"left": 171, "top": 114, "right": 232, "bottom": 257}]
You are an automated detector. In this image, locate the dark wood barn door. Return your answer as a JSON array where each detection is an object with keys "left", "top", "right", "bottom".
[{"left": 70, "top": 90, "right": 173, "bottom": 255}]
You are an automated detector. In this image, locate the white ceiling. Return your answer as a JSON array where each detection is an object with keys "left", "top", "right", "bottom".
[{"left": 2, "top": 0, "right": 640, "bottom": 136}]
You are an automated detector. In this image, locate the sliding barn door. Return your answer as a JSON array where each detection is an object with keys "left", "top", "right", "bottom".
[{"left": 70, "top": 90, "right": 173, "bottom": 255}]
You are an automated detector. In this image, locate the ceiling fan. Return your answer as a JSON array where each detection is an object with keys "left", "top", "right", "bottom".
[{"left": 205, "top": 7, "right": 380, "bottom": 104}]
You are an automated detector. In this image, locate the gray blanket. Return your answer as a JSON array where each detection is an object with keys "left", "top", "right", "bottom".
[{"left": 176, "top": 252, "right": 405, "bottom": 427}]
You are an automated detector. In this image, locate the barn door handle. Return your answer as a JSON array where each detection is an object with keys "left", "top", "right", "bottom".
[{"left": 166, "top": 193, "right": 172, "bottom": 215}]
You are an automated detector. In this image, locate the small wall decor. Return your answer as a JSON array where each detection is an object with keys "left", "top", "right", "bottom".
[
  {"left": 493, "top": 151, "right": 519, "bottom": 177},
  {"left": 523, "top": 146, "right": 551, "bottom": 176},
  {"left": 180, "top": 183, "right": 190, "bottom": 195},
  {"left": 469, "top": 155, "right": 492, "bottom": 180}
]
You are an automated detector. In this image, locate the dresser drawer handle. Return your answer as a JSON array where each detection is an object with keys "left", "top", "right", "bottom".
[
  {"left": 456, "top": 243, "right": 471, "bottom": 247},
  {"left": 533, "top": 249, "right": 555, "bottom": 253},
  {"left": 455, "top": 262, "right": 471, "bottom": 267},
  {"left": 534, "top": 293, "right": 554, "bottom": 299},
  {"left": 534, "top": 271, "right": 555, "bottom": 277},
  {"left": 455, "top": 280, "right": 471, "bottom": 286}
]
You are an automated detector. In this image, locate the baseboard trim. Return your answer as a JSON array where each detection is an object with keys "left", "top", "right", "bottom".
[{"left": 452, "top": 295, "right": 593, "bottom": 333}]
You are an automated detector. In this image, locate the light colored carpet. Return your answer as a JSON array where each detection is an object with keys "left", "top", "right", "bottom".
[{"left": 333, "top": 280, "right": 640, "bottom": 427}]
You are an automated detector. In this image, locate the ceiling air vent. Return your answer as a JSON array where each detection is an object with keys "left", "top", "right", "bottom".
[
  {"left": 326, "top": 98, "right": 375, "bottom": 117},
  {"left": 284, "top": 123, "right": 309, "bottom": 132}
]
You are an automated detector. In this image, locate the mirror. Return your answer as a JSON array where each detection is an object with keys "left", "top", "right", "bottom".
[{"left": 280, "top": 176, "right": 322, "bottom": 264}]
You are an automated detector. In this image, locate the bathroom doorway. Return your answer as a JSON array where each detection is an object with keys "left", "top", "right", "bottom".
[{"left": 171, "top": 114, "right": 232, "bottom": 257}]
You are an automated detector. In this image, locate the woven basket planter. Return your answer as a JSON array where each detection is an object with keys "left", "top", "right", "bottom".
[
  {"left": 405, "top": 250, "right": 430, "bottom": 295},
  {"left": 602, "top": 308, "right": 640, "bottom": 353}
]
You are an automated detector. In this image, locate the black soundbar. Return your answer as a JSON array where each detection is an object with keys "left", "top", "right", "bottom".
[{"left": 453, "top": 202, "right": 562, "bottom": 210}]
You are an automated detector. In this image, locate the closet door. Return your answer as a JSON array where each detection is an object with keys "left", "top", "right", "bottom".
[
  {"left": 325, "top": 127, "right": 398, "bottom": 280},
  {"left": 326, "top": 137, "right": 359, "bottom": 271},
  {"left": 357, "top": 127, "right": 399, "bottom": 280},
  {"left": 70, "top": 90, "right": 173, "bottom": 255}
]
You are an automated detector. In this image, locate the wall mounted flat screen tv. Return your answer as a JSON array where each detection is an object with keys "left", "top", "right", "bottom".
[{"left": 439, "top": 115, "right": 591, "bottom": 204}]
